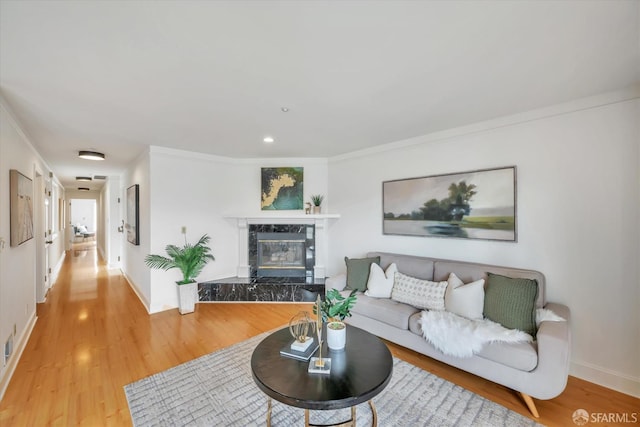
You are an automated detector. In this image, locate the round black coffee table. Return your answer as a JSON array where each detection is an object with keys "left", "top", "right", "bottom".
[{"left": 251, "top": 324, "right": 393, "bottom": 427}]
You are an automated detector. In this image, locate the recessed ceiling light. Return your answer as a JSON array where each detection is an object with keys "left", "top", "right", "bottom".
[
  {"left": 263, "top": 136, "right": 275, "bottom": 143},
  {"left": 281, "top": 107, "right": 289, "bottom": 112},
  {"left": 78, "top": 187, "right": 90, "bottom": 191},
  {"left": 76, "top": 176, "right": 92, "bottom": 181},
  {"left": 78, "top": 150, "right": 105, "bottom": 161}
]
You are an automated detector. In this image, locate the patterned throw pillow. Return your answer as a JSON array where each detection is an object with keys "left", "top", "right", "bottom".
[{"left": 391, "top": 272, "right": 448, "bottom": 310}]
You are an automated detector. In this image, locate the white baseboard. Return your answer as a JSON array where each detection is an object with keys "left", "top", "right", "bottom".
[
  {"left": 0, "top": 311, "right": 37, "bottom": 401},
  {"left": 122, "top": 271, "right": 151, "bottom": 313},
  {"left": 50, "top": 250, "right": 66, "bottom": 286},
  {"left": 571, "top": 361, "right": 640, "bottom": 398}
]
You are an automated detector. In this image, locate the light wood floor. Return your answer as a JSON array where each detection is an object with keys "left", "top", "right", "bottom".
[{"left": 0, "top": 242, "right": 637, "bottom": 426}]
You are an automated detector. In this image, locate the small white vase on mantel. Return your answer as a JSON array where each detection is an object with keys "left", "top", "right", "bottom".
[{"left": 326, "top": 321, "right": 346, "bottom": 351}]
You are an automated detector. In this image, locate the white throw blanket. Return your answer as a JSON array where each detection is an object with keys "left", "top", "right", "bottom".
[{"left": 419, "top": 309, "right": 565, "bottom": 358}]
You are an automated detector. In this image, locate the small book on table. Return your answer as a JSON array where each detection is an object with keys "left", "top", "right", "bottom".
[{"left": 280, "top": 340, "right": 319, "bottom": 361}]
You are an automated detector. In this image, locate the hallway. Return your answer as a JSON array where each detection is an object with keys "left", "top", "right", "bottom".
[{"left": 0, "top": 244, "right": 307, "bottom": 425}]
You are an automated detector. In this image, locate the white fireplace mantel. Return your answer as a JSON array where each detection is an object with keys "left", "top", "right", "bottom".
[{"left": 228, "top": 214, "right": 340, "bottom": 279}]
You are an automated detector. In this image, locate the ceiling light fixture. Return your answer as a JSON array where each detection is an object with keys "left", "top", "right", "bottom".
[
  {"left": 78, "top": 187, "right": 90, "bottom": 191},
  {"left": 78, "top": 150, "right": 105, "bottom": 161},
  {"left": 281, "top": 107, "right": 289, "bottom": 112},
  {"left": 76, "top": 176, "right": 92, "bottom": 181},
  {"left": 263, "top": 136, "right": 275, "bottom": 143}
]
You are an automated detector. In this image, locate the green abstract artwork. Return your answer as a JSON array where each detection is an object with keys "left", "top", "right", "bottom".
[{"left": 261, "top": 167, "right": 304, "bottom": 210}]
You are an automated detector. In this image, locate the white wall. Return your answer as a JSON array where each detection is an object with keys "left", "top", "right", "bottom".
[
  {"left": 327, "top": 95, "right": 640, "bottom": 397},
  {"left": 122, "top": 150, "right": 152, "bottom": 310},
  {"left": 0, "top": 96, "right": 65, "bottom": 398}
]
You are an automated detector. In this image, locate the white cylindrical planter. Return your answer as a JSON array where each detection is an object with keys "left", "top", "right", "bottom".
[
  {"left": 327, "top": 321, "right": 346, "bottom": 351},
  {"left": 177, "top": 281, "right": 197, "bottom": 314}
]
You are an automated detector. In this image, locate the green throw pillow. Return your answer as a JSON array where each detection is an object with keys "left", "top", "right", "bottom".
[
  {"left": 344, "top": 256, "right": 380, "bottom": 292},
  {"left": 483, "top": 273, "right": 538, "bottom": 337}
]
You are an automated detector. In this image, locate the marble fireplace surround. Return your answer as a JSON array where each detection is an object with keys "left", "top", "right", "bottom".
[{"left": 235, "top": 214, "right": 339, "bottom": 279}]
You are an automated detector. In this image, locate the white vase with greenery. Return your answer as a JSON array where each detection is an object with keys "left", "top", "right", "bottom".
[
  {"left": 314, "top": 288, "right": 357, "bottom": 351},
  {"left": 310, "top": 194, "right": 324, "bottom": 214}
]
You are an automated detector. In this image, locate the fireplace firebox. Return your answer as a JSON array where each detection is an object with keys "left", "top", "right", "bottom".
[
  {"left": 257, "top": 233, "right": 306, "bottom": 277},
  {"left": 249, "top": 224, "right": 315, "bottom": 282}
]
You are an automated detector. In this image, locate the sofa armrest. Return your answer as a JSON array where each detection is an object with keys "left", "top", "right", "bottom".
[
  {"left": 326, "top": 273, "right": 347, "bottom": 292},
  {"left": 530, "top": 302, "right": 571, "bottom": 399}
]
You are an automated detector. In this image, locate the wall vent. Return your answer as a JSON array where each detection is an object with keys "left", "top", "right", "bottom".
[{"left": 4, "top": 334, "right": 13, "bottom": 366}]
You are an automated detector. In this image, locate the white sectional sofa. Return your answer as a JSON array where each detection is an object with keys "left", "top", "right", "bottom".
[{"left": 327, "top": 251, "right": 571, "bottom": 418}]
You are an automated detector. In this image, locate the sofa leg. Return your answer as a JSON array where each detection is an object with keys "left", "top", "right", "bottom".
[{"left": 519, "top": 392, "right": 540, "bottom": 418}]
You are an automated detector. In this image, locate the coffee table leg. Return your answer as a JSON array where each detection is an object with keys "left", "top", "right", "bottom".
[
  {"left": 304, "top": 406, "right": 357, "bottom": 427},
  {"left": 369, "top": 400, "right": 377, "bottom": 427},
  {"left": 266, "top": 397, "right": 272, "bottom": 427}
]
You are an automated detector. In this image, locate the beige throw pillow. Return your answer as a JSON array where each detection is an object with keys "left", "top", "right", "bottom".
[
  {"left": 365, "top": 263, "right": 397, "bottom": 298},
  {"left": 445, "top": 272, "right": 485, "bottom": 320}
]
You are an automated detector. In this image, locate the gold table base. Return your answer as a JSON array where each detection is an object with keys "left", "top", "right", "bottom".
[{"left": 266, "top": 398, "right": 378, "bottom": 427}]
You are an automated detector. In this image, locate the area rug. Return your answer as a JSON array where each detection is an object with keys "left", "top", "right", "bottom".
[{"left": 124, "top": 332, "right": 542, "bottom": 426}]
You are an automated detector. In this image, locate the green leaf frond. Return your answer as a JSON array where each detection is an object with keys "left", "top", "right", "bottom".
[{"left": 145, "top": 234, "right": 215, "bottom": 283}]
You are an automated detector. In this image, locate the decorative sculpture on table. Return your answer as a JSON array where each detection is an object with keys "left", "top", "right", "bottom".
[
  {"left": 308, "top": 295, "right": 331, "bottom": 374},
  {"left": 288, "top": 311, "right": 314, "bottom": 352}
]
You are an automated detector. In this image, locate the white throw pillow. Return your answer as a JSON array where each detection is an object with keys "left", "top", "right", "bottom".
[
  {"left": 445, "top": 272, "right": 485, "bottom": 320},
  {"left": 365, "top": 263, "right": 397, "bottom": 298},
  {"left": 391, "top": 272, "right": 447, "bottom": 311}
]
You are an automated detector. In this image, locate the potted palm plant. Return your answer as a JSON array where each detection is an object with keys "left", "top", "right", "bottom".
[
  {"left": 144, "top": 233, "right": 214, "bottom": 314},
  {"left": 314, "top": 288, "right": 357, "bottom": 350}
]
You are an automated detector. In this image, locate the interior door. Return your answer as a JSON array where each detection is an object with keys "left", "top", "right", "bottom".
[{"left": 35, "top": 171, "right": 49, "bottom": 302}]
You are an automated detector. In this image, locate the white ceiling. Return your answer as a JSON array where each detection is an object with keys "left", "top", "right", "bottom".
[{"left": 1, "top": 1, "right": 639, "bottom": 191}]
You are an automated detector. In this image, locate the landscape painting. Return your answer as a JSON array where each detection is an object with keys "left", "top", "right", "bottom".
[
  {"left": 383, "top": 166, "right": 516, "bottom": 241},
  {"left": 261, "top": 167, "right": 304, "bottom": 210},
  {"left": 10, "top": 169, "right": 34, "bottom": 247}
]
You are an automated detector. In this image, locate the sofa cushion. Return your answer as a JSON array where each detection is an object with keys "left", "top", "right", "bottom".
[
  {"left": 391, "top": 272, "right": 447, "bottom": 311},
  {"left": 476, "top": 341, "right": 538, "bottom": 371},
  {"left": 365, "top": 262, "right": 397, "bottom": 298},
  {"left": 407, "top": 312, "right": 538, "bottom": 371},
  {"left": 483, "top": 273, "right": 538, "bottom": 336},
  {"left": 352, "top": 293, "right": 419, "bottom": 330},
  {"left": 345, "top": 256, "right": 380, "bottom": 292},
  {"left": 445, "top": 273, "right": 485, "bottom": 320}
]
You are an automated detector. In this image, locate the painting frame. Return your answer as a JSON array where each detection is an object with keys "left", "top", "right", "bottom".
[
  {"left": 9, "top": 169, "right": 34, "bottom": 247},
  {"left": 382, "top": 166, "right": 517, "bottom": 242},
  {"left": 260, "top": 167, "right": 304, "bottom": 211},
  {"left": 126, "top": 184, "right": 140, "bottom": 246}
]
